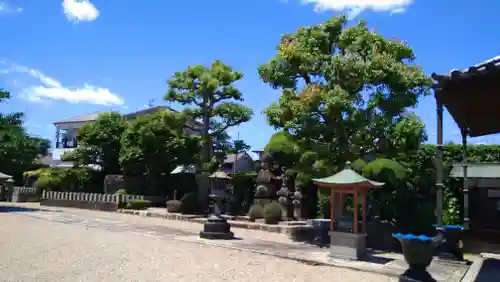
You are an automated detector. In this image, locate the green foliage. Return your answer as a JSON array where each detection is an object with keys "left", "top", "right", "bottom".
[
  {"left": 120, "top": 111, "right": 200, "bottom": 194},
  {"left": 35, "top": 172, "right": 62, "bottom": 191},
  {"left": 443, "top": 196, "right": 460, "bottom": 225},
  {"left": 125, "top": 199, "right": 151, "bottom": 210},
  {"left": 114, "top": 189, "right": 128, "bottom": 195},
  {"left": 258, "top": 15, "right": 431, "bottom": 168},
  {"left": 164, "top": 60, "right": 254, "bottom": 165},
  {"left": 351, "top": 159, "right": 367, "bottom": 173},
  {"left": 179, "top": 192, "right": 199, "bottom": 214},
  {"left": 248, "top": 203, "right": 264, "bottom": 219},
  {"left": 230, "top": 172, "right": 256, "bottom": 213},
  {"left": 64, "top": 112, "right": 126, "bottom": 175},
  {"left": 443, "top": 187, "right": 461, "bottom": 225},
  {"left": 317, "top": 193, "right": 330, "bottom": 219},
  {"left": 32, "top": 167, "right": 98, "bottom": 192},
  {"left": 363, "top": 158, "right": 407, "bottom": 183},
  {"left": 263, "top": 202, "right": 282, "bottom": 224},
  {"left": 166, "top": 200, "right": 181, "bottom": 213},
  {"left": 0, "top": 89, "right": 50, "bottom": 184},
  {"left": 264, "top": 131, "right": 299, "bottom": 166}
]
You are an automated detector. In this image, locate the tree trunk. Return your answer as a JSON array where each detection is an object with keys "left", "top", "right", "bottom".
[{"left": 202, "top": 104, "right": 211, "bottom": 163}]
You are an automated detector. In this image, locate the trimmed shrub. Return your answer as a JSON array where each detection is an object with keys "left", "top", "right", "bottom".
[
  {"left": 248, "top": 203, "right": 264, "bottom": 219},
  {"left": 125, "top": 199, "right": 151, "bottom": 210},
  {"left": 166, "top": 200, "right": 181, "bottom": 213},
  {"left": 179, "top": 192, "right": 198, "bottom": 214},
  {"left": 35, "top": 173, "right": 62, "bottom": 191},
  {"left": 114, "top": 189, "right": 128, "bottom": 195},
  {"left": 263, "top": 202, "right": 282, "bottom": 224}
]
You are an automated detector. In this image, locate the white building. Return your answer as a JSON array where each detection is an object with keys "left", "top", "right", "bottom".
[{"left": 50, "top": 106, "right": 203, "bottom": 168}]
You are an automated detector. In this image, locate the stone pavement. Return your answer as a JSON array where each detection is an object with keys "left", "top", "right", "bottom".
[
  {"left": 0, "top": 203, "right": 472, "bottom": 281},
  {"left": 1, "top": 208, "right": 397, "bottom": 282}
]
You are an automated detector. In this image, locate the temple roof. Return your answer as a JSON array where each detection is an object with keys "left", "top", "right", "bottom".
[
  {"left": 0, "top": 172, "right": 12, "bottom": 179},
  {"left": 432, "top": 55, "right": 500, "bottom": 137},
  {"left": 450, "top": 163, "right": 500, "bottom": 179},
  {"left": 312, "top": 162, "right": 384, "bottom": 188},
  {"left": 209, "top": 171, "right": 232, "bottom": 179}
]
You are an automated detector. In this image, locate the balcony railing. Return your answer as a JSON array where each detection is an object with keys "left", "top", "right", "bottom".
[{"left": 56, "top": 139, "right": 78, "bottom": 149}]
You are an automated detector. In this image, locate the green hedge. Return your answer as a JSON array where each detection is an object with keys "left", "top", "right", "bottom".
[{"left": 125, "top": 199, "right": 151, "bottom": 210}]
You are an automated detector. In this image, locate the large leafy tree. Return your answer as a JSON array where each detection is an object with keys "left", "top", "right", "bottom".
[
  {"left": 259, "top": 15, "right": 431, "bottom": 169},
  {"left": 119, "top": 111, "right": 200, "bottom": 195},
  {"left": 164, "top": 60, "right": 254, "bottom": 166},
  {"left": 0, "top": 89, "right": 50, "bottom": 183},
  {"left": 63, "top": 112, "right": 126, "bottom": 175}
]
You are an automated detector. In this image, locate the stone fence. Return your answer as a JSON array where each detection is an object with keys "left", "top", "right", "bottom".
[
  {"left": 41, "top": 191, "right": 165, "bottom": 212},
  {"left": 11, "top": 187, "right": 40, "bottom": 203}
]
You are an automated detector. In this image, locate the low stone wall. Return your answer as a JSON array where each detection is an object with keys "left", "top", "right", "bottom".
[
  {"left": 118, "top": 209, "right": 313, "bottom": 236},
  {"left": 11, "top": 187, "right": 40, "bottom": 203},
  {"left": 41, "top": 191, "right": 165, "bottom": 212}
]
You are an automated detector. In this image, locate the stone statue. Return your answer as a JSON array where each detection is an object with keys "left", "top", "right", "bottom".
[
  {"left": 277, "top": 170, "right": 294, "bottom": 220},
  {"left": 292, "top": 184, "right": 303, "bottom": 220},
  {"left": 255, "top": 152, "right": 282, "bottom": 199}
]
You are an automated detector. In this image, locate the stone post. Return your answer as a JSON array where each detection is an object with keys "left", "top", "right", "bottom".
[
  {"left": 292, "top": 188, "right": 303, "bottom": 220},
  {"left": 5, "top": 178, "right": 14, "bottom": 202},
  {"left": 277, "top": 185, "right": 290, "bottom": 220}
]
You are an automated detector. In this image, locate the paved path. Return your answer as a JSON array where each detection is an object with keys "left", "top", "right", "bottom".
[{"left": 0, "top": 205, "right": 397, "bottom": 282}]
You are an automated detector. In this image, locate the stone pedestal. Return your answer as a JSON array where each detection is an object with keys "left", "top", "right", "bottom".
[
  {"left": 199, "top": 215, "right": 234, "bottom": 240},
  {"left": 328, "top": 231, "right": 367, "bottom": 260},
  {"left": 199, "top": 186, "right": 234, "bottom": 240}
]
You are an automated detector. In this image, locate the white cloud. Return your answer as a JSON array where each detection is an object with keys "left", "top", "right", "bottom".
[
  {"left": 0, "top": 2, "right": 23, "bottom": 13},
  {"left": 1, "top": 62, "right": 124, "bottom": 106},
  {"left": 62, "top": 0, "right": 99, "bottom": 22},
  {"left": 299, "top": 0, "right": 414, "bottom": 17}
]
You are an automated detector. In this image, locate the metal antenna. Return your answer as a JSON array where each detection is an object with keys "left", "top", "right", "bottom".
[{"left": 147, "top": 99, "right": 155, "bottom": 108}]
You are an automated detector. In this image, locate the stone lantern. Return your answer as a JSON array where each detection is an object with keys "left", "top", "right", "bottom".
[{"left": 199, "top": 171, "right": 234, "bottom": 240}]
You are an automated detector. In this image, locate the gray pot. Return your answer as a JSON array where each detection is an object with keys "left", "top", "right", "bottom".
[{"left": 398, "top": 238, "right": 435, "bottom": 268}]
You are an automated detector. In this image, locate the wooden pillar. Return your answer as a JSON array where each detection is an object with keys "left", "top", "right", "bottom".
[
  {"left": 362, "top": 190, "right": 367, "bottom": 233},
  {"left": 462, "top": 128, "right": 470, "bottom": 229},
  {"left": 353, "top": 189, "right": 359, "bottom": 234},
  {"left": 330, "top": 188, "right": 335, "bottom": 231},
  {"left": 338, "top": 192, "right": 344, "bottom": 217},
  {"left": 435, "top": 96, "right": 445, "bottom": 225}
]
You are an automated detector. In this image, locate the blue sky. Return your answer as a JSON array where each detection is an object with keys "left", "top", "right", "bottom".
[{"left": 1, "top": 0, "right": 500, "bottom": 152}]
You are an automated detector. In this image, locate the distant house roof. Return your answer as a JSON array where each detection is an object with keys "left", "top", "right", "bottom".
[
  {"left": 53, "top": 113, "right": 101, "bottom": 125},
  {"left": 223, "top": 152, "right": 252, "bottom": 164},
  {"left": 450, "top": 163, "right": 500, "bottom": 178},
  {"left": 170, "top": 165, "right": 196, "bottom": 174},
  {"left": 53, "top": 105, "right": 203, "bottom": 129}
]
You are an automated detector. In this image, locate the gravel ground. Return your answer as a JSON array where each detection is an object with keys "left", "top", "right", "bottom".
[{"left": 0, "top": 212, "right": 397, "bottom": 282}]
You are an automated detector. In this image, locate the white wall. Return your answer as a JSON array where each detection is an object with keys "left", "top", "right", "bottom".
[{"left": 53, "top": 148, "right": 76, "bottom": 161}]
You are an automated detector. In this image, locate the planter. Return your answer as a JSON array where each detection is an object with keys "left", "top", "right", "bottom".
[
  {"left": 307, "top": 219, "right": 331, "bottom": 245},
  {"left": 392, "top": 233, "right": 440, "bottom": 269},
  {"left": 433, "top": 224, "right": 464, "bottom": 261},
  {"left": 366, "top": 220, "right": 400, "bottom": 251},
  {"left": 264, "top": 218, "right": 280, "bottom": 225}
]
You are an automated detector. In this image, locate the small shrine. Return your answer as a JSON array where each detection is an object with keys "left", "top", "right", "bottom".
[{"left": 312, "top": 161, "right": 384, "bottom": 260}]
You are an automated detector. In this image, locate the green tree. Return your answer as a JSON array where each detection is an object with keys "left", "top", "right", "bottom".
[
  {"left": 0, "top": 89, "right": 50, "bottom": 183},
  {"left": 63, "top": 112, "right": 126, "bottom": 175},
  {"left": 119, "top": 111, "right": 200, "bottom": 195},
  {"left": 259, "top": 15, "right": 432, "bottom": 169},
  {"left": 164, "top": 60, "right": 254, "bottom": 166}
]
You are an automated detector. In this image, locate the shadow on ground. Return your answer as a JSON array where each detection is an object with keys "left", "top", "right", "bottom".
[{"left": 0, "top": 206, "right": 40, "bottom": 213}]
